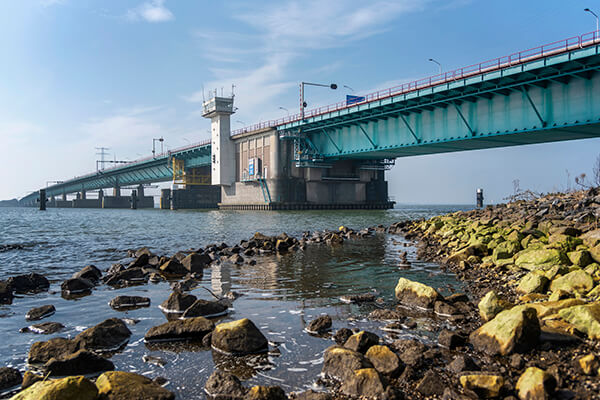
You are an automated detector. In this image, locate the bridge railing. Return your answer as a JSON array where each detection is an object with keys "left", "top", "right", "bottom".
[{"left": 230, "top": 29, "right": 600, "bottom": 136}]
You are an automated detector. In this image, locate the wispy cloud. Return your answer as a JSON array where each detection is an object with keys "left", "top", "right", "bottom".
[
  {"left": 40, "top": 0, "right": 66, "bottom": 7},
  {"left": 127, "top": 0, "right": 174, "bottom": 23}
]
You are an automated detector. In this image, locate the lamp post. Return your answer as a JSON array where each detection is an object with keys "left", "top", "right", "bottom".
[
  {"left": 428, "top": 58, "right": 442, "bottom": 75},
  {"left": 152, "top": 137, "right": 164, "bottom": 157},
  {"left": 278, "top": 106, "right": 289, "bottom": 116},
  {"left": 584, "top": 8, "right": 599, "bottom": 34},
  {"left": 343, "top": 85, "right": 355, "bottom": 92},
  {"left": 300, "top": 81, "right": 337, "bottom": 120}
]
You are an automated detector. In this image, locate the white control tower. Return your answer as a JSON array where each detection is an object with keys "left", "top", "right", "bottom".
[{"left": 202, "top": 95, "right": 235, "bottom": 186}]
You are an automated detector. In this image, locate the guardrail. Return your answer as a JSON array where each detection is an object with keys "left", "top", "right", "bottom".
[{"left": 231, "top": 30, "right": 600, "bottom": 136}]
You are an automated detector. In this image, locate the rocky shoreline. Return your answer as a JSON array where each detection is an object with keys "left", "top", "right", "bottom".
[{"left": 1, "top": 190, "right": 599, "bottom": 399}]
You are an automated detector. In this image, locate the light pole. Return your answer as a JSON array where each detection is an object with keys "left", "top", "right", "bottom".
[
  {"left": 343, "top": 85, "right": 354, "bottom": 92},
  {"left": 300, "top": 81, "right": 337, "bottom": 120},
  {"left": 152, "top": 137, "right": 164, "bottom": 158},
  {"left": 584, "top": 8, "right": 599, "bottom": 34},
  {"left": 428, "top": 58, "right": 442, "bottom": 75},
  {"left": 278, "top": 106, "right": 289, "bottom": 116}
]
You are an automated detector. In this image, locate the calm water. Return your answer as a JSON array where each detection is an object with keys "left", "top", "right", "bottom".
[{"left": 0, "top": 206, "right": 471, "bottom": 398}]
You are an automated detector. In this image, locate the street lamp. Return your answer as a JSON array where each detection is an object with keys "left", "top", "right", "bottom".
[
  {"left": 278, "top": 106, "right": 290, "bottom": 116},
  {"left": 343, "top": 85, "right": 355, "bottom": 92},
  {"left": 152, "top": 137, "right": 164, "bottom": 157},
  {"left": 300, "top": 81, "right": 337, "bottom": 120},
  {"left": 428, "top": 58, "right": 442, "bottom": 75},
  {"left": 584, "top": 8, "right": 599, "bottom": 34}
]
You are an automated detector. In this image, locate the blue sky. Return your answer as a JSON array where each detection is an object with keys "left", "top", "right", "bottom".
[{"left": 1, "top": 0, "right": 599, "bottom": 204}]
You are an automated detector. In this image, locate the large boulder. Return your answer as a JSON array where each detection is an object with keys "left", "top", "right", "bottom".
[
  {"left": 394, "top": 277, "right": 441, "bottom": 308},
  {"left": 181, "top": 299, "right": 228, "bottom": 319},
  {"left": 0, "top": 367, "right": 22, "bottom": 391},
  {"left": 549, "top": 270, "right": 594, "bottom": 294},
  {"left": 525, "top": 298, "right": 585, "bottom": 319},
  {"left": 581, "top": 229, "right": 600, "bottom": 248},
  {"left": 144, "top": 317, "right": 214, "bottom": 342},
  {"left": 44, "top": 349, "right": 114, "bottom": 376},
  {"left": 305, "top": 315, "right": 332, "bottom": 334},
  {"left": 61, "top": 278, "right": 94, "bottom": 294},
  {"left": 470, "top": 306, "right": 540, "bottom": 356},
  {"left": 416, "top": 369, "right": 444, "bottom": 397},
  {"left": 515, "top": 367, "right": 556, "bottom": 400},
  {"left": 28, "top": 337, "right": 79, "bottom": 365},
  {"left": 365, "top": 345, "right": 401, "bottom": 375},
  {"left": 95, "top": 371, "right": 175, "bottom": 400},
  {"left": 109, "top": 296, "right": 150, "bottom": 311},
  {"left": 72, "top": 265, "right": 102, "bottom": 283},
  {"left": 158, "top": 259, "right": 188, "bottom": 277},
  {"left": 25, "top": 305, "right": 55, "bottom": 321},
  {"left": 344, "top": 331, "right": 379, "bottom": 354},
  {"left": 0, "top": 280, "right": 13, "bottom": 304},
  {"left": 22, "top": 322, "right": 65, "bottom": 335},
  {"left": 10, "top": 376, "right": 98, "bottom": 400},
  {"left": 211, "top": 318, "right": 268, "bottom": 354},
  {"left": 340, "top": 368, "right": 386, "bottom": 399},
  {"left": 7, "top": 273, "right": 49, "bottom": 293},
  {"left": 516, "top": 272, "right": 549, "bottom": 295},
  {"left": 478, "top": 291, "right": 511, "bottom": 321},
  {"left": 321, "top": 345, "right": 373, "bottom": 381},
  {"left": 204, "top": 370, "right": 247, "bottom": 399},
  {"left": 558, "top": 302, "right": 600, "bottom": 339},
  {"left": 515, "top": 249, "right": 568, "bottom": 270},
  {"left": 181, "top": 252, "right": 211, "bottom": 273},
  {"left": 75, "top": 318, "right": 131, "bottom": 351},
  {"left": 459, "top": 374, "right": 504, "bottom": 398},
  {"left": 158, "top": 291, "right": 196, "bottom": 313},
  {"left": 104, "top": 268, "right": 147, "bottom": 287}
]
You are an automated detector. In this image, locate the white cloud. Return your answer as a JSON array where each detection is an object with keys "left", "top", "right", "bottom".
[
  {"left": 127, "top": 0, "right": 174, "bottom": 23},
  {"left": 40, "top": 0, "right": 66, "bottom": 7}
]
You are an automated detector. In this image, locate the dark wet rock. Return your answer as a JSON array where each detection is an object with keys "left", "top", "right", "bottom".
[
  {"left": 392, "top": 340, "right": 427, "bottom": 367},
  {"left": 445, "top": 293, "right": 469, "bottom": 303},
  {"left": 72, "top": 265, "right": 102, "bottom": 283},
  {"left": 159, "top": 258, "right": 188, "bottom": 277},
  {"left": 135, "top": 246, "right": 153, "bottom": 258},
  {"left": 509, "top": 354, "right": 524, "bottom": 370},
  {"left": 0, "top": 280, "right": 13, "bottom": 304},
  {"left": 0, "top": 367, "right": 22, "bottom": 391},
  {"left": 344, "top": 331, "right": 379, "bottom": 354},
  {"left": 104, "top": 267, "right": 147, "bottom": 286},
  {"left": 21, "top": 371, "right": 42, "bottom": 389},
  {"left": 293, "top": 390, "right": 332, "bottom": 400},
  {"left": 321, "top": 345, "right": 373, "bottom": 381},
  {"left": 28, "top": 337, "right": 79, "bottom": 364},
  {"left": 44, "top": 349, "right": 114, "bottom": 376},
  {"left": 416, "top": 369, "right": 444, "bottom": 397},
  {"left": 333, "top": 328, "right": 353, "bottom": 345},
  {"left": 340, "top": 293, "right": 376, "bottom": 304},
  {"left": 171, "top": 277, "right": 199, "bottom": 292},
  {"left": 96, "top": 371, "right": 175, "bottom": 400},
  {"left": 365, "top": 345, "right": 402, "bottom": 375},
  {"left": 182, "top": 299, "right": 228, "bottom": 319},
  {"left": 143, "top": 355, "right": 167, "bottom": 367},
  {"left": 145, "top": 317, "right": 214, "bottom": 342},
  {"left": 470, "top": 306, "right": 540, "bottom": 356},
  {"left": 229, "top": 254, "right": 244, "bottom": 264},
  {"left": 340, "top": 368, "right": 386, "bottom": 398},
  {"left": 109, "top": 296, "right": 151, "bottom": 310},
  {"left": 434, "top": 301, "right": 459, "bottom": 316},
  {"left": 159, "top": 291, "right": 197, "bottom": 313},
  {"left": 438, "top": 329, "right": 467, "bottom": 349},
  {"left": 7, "top": 273, "right": 49, "bottom": 293},
  {"left": 245, "top": 385, "right": 287, "bottom": 400},
  {"left": 25, "top": 304, "right": 55, "bottom": 321},
  {"left": 181, "top": 252, "right": 211, "bottom": 273},
  {"left": 204, "top": 370, "right": 247, "bottom": 398},
  {"left": 447, "top": 354, "right": 479, "bottom": 374},
  {"left": 153, "top": 376, "right": 168, "bottom": 386},
  {"left": 306, "top": 315, "right": 332, "bottom": 334},
  {"left": 367, "top": 309, "right": 404, "bottom": 320},
  {"left": 106, "top": 263, "right": 125, "bottom": 275},
  {"left": 129, "top": 253, "right": 149, "bottom": 269},
  {"left": 211, "top": 318, "right": 268, "bottom": 354},
  {"left": 76, "top": 318, "right": 132, "bottom": 351},
  {"left": 21, "top": 321, "right": 65, "bottom": 335}
]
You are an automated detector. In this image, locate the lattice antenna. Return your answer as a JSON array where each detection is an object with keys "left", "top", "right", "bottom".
[{"left": 95, "top": 147, "right": 110, "bottom": 171}]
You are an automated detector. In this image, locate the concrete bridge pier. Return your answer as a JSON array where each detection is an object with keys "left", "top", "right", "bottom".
[
  {"left": 170, "top": 185, "right": 221, "bottom": 210},
  {"left": 131, "top": 190, "right": 138, "bottom": 210},
  {"left": 39, "top": 189, "right": 46, "bottom": 211},
  {"left": 160, "top": 189, "right": 171, "bottom": 209}
]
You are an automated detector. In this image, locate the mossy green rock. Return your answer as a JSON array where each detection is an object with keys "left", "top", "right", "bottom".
[
  {"left": 581, "top": 229, "right": 600, "bottom": 248},
  {"left": 459, "top": 374, "right": 504, "bottom": 398},
  {"left": 568, "top": 250, "right": 593, "bottom": 267},
  {"left": 493, "top": 241, "right": 520, "bottom": 261},
  {"left": 590, "top": 244, "right": 600, "bottom": 264},
  {"left": 470, "top": 306, "right": 540, "bottom": 356},
  {"left": 340, "top": 368, "right": 386, "bottom": 398},
  {"left": 549, "top": 270, "right": 594, "bottom": 294},
  {"left": 516, "top": 272, "right": 549, "bottom": 295},
  {"left": 478, "top": 291, "right": 511, "bottom": 321},
  {"left": 96, "top": 371, "right": 175, "bottom": 400},
  {"left": 515, "top": 249, "right": 568, "bottom": 270},
  {"left": 395, "top": 277, "right": 441, "bottom": 308},
  {"left": 10, "top": 376, "right": 97, "bottom": 400},
  {"left": 558, "top": 302, "right": 600, "bottom": 339},
  {"left": 515, "top": 367, "right": 556, "bottom": 400},
  {"left": 548, "top": 234, "right": 582, "bottom": 252}
]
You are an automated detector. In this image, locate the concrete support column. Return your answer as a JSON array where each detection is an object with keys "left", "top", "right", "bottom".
[
  {"left": 131, "top": 189, "right": 138, "bottom": 210},
  {"left": 114, "top": 186, "right": 120, "bottom": 197},
  {"left": 76, "top": 192, "right": 81, "bottom": 200},
  {"left": 98, "top": 189, "right": 104, "bottom": 200},
  {"left": 272, "top": 134, "right": 281, "bottom": 179},
  {"left": 160, "top": 189, "right": 171, "bottom": 209},
  {"left": 62, "top": 193, "right": 67, "bottom": 201},
  {"left": 39, "top": 189, "right": 46, "bottom": 211},
  {"left": 137, "top": 184, "right": 145, "bottom": 198}
]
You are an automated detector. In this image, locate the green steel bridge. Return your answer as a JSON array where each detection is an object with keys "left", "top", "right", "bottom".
[{"left": 20, "top": 31, "right": 600, "bottom": 206}]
